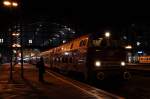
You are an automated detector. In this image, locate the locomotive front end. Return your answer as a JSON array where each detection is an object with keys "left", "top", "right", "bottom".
[{"left": 88, "top": 33, "right": 131, "bottom": 80}]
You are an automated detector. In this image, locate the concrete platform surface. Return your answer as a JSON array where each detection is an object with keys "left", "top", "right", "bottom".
[{"left": 0, "top": 63, "right": 123, "bottom": 99}]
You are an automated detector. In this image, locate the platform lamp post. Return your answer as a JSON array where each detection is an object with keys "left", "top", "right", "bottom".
[
  {"left": 20, "top": 26, "right": 24, "bottom": 79},
  {"left": 3, "top": 0, "right": 19, "bottom": 80}
]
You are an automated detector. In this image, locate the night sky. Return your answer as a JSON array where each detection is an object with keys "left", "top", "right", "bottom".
[{"left": 0, "top": 0, "right": 150, "bottom": 32}]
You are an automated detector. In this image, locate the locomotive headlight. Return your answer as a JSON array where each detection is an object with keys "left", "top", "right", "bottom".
[
  {"left": 121, "top": 61, "right": 126, "bottom": 66},
  {"left": 95, "top": 61, "right": 101, "bottom": 67}
]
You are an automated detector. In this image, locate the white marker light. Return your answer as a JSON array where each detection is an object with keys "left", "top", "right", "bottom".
[
  {"left": 121, "top": 61, "right": 126, "bottom": 66},
  {"left": 105, "top": 32, "right": 110, "bottom": 37},
  {"left": 95, "top": 61, "right": 101, "bottom": 67}
]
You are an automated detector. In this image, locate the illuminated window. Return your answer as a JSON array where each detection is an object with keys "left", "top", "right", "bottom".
[
  {"left": 0, "top": 38, "right": 3, "bottom": 43},
  {"left": 29, "top": 40, "right": 32, "bottom": 44},
  {"left": 136, "top": 42, "right": 141, "bottom": 46}
]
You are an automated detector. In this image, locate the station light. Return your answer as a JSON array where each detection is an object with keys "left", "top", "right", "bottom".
[
  {"left": 123, "top": 36, "right": 127, "bottom": 40},
  {"left": 125, "top": 45, "right": 132, "bottom": 49},
  {"left": 12, "top": 32, "right": 20, "bottom": 36},
  {"left": 137, "top": 51, "right": 143, "bottom": 54},
  {"left": 72, "top": 31, "right": 75, "bottom": 34},
  {"left": 3, "top": 0, "right": 20, "bottom": 80},
  {"left": 3, "top": 1, "right": 11, "bottom": 6},
  {"left": 64, "top": 52, "right": 69, "bottom": 55},
  {"left": 12, "top": 43, "right": 21, "bottom": 47},
  {"left": 63, "top": 40, "right": 66, "bottom": 43},
  {"left": 12, "top": 2, "right": 18, "bottom": 7},
  {"left": 13, "top": 50, "right": 16, "bottom": 53},
  {"left": 3, "top": 1, "right": 18, "bottom": 7}
]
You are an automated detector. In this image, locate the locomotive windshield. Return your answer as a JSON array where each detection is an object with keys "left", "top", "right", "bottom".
[
  {"left": 91, "top": 37, "right": 123, "bottom": 49},
  {"left": 89, "top": 36, "right": 126, "bottom": 61}
]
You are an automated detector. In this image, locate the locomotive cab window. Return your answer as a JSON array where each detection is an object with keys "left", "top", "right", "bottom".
[
  {"left": 79, "top": 39, "right": 87, "bottom": 47},
  {"left": 91, "top": 37, "right": 123, "bottom": 49}
]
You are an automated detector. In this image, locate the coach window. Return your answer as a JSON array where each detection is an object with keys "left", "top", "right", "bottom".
[
  {"left": 70, "top": 43, "right": 73, "bottom": 49},
  {"left": 79, "top": 40, "right": 83, "bottom": 47},
  {"left": 57, "top": 57, "right": 60, "bottom": 63},
  {"left": 83, "top": 39, "right": 87, "bottom": 46},
  {"left": 63, "top": 57, "right": 66, "bottom": 63},
  {"left": 100, "top": 39, "right": 107, "bottom": 48},
  {"left": 56, "top": 58, "right": 58, "bottom": 63},
  {"left": 54, "top": 58, "right": 57, "bottom": 63},
  {"left": 56, "top": 58, "right": 58, "bottom": 62},
  {"left": 62, "top": 57, "right": 65, "bottom": 63},
  {"left": 53, "top": 58, "right": 55, "bottom": 62},
  {"left": 141, "top": 58, "right": 143, "bottom": 60},
  {"left": 69, "top": 57, "right": 73, "bottom": 63},
  {"left": 65, "top": 57, "right": 68, "bottom": 63},
  {"left": 59, "top": 57, "right": 62, "bottom": 63}
]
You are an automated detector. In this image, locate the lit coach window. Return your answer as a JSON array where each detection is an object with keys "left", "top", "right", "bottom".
[{"left": 138, "top": 56, "right": 150, "bottom": 63}]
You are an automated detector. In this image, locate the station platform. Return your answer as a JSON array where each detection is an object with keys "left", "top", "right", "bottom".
[
  {"left": 127, "top": 63, "right": 150, "bottom": 71},
  {"left": 0, "top": 63, "right": 123, "bottom": 99}
]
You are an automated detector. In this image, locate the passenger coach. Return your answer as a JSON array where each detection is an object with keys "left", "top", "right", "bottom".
[{"left": 40, "top": 32, "right": 131, "bottom": 80}]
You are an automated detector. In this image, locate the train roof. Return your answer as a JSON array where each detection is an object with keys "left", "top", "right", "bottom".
[{"left": 40, "top": 34, "right": 89, "bottom": 54}]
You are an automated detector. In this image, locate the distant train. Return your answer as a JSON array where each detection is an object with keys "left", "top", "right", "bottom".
[
  {"left": 40, "top": 33, "right": 131, "bottom": 80},
  {"left": 138, "top": 56, "right": 150, "bottom": 64}
]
